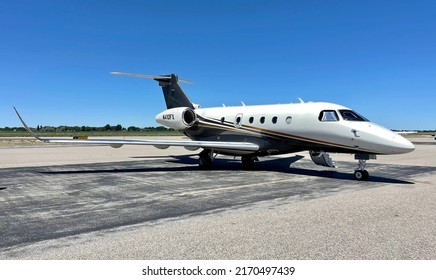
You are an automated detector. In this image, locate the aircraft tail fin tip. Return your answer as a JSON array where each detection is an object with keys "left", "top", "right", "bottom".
[{"left": 111, "top": 72, "right": 195, "bottom": 109}]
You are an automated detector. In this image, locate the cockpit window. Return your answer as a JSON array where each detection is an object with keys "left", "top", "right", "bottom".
[
  {"left": 339, "top": 110, "right": 369, "bottom": 121},
  {"left": 319, "top": 110, "right": 339, "bottom": 122}
]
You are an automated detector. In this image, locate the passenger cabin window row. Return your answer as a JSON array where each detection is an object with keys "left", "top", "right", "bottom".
[
  {"left": 227, "top": 115, "right": 293, "bottom": 127},
  {"left": 248, "top": 116, "right": 289, "bottom": 125}
]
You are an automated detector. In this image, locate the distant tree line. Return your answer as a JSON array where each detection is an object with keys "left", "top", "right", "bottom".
[{"left": 0, "top": 125, "right": 175, "bottom": 133}]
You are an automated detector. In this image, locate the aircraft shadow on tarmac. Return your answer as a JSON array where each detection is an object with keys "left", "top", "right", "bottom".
[
  {"left": 166, "top": 155, "right": 414, "bottom": 184},
  {"left": 413, "top": 142, "right": 436, "bottom": 145},
  {"left": 37, "top": 155, "right": 414, "bottom": 185}
]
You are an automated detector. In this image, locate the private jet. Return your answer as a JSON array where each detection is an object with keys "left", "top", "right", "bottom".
[{"left": 15, "top": 72, "right": 415, "bottom": 181}]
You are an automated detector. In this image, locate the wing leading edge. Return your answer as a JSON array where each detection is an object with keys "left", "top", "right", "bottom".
[{"left": 13, "top": 108, "right": 259, "bottom": 153}]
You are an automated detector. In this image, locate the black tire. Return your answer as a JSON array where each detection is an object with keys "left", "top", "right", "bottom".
[
  {"left": 198, "top": 150, "right": 213, "bottom": 170},
  {"left": 241, "top": 155, "right": 255, "bottom": 170},
  {"left": 354, "top": 170, "right": 369, "bottom": 181},
  {"left": 354, "top": 170, "right": 364, "bottom": 180}
]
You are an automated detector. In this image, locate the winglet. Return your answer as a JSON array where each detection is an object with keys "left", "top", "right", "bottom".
[{"left": 13, "top": 107, "right": 43, "bottom": 141}]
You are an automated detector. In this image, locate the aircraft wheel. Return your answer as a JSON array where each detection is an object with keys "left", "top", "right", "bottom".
[
  {"left": 198, "top": 150, "right": 213, "bottom": 170},
  {"left": 354, "top": 170, "right": 369, "bottom": 181},
  {"left": 241, "top": 155, "right": 257, "bottom": 170}
]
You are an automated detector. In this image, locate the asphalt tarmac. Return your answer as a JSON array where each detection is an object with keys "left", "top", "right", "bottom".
[{"left": 1, "top": 138, "right": 435, "bottom": 259}]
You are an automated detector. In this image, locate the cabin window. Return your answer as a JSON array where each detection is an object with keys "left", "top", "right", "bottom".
[
  {"left": 234, "top": 113, "right": 243, "bottom": 128},
  {"left": 272, "top": 116, "right": 278, "bottom": 124},
  {"left": 286, "top": 116, "right": 292, "bottom": 124},
  {"left": 319, "top": 110, "right": 339, "bottom": 122},
  {"left": 221, "top": 117, "right": 225, "bottom": 124},
  {"left": 260, "top": 116, "right": 265, "bottom": 124},
  {"left": 249, "top": 117, "right": 254, "bottom": 124},
  {"left": 339, "top": 110, "right": 369, "bottom": 122}
]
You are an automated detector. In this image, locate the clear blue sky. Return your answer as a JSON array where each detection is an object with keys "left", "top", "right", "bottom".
[{"left": 1, "top": 0, "right": 435, "bottom": 130}]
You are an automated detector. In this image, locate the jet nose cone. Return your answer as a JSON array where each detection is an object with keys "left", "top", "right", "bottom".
[{"left": 391, "top": 135, "right": 415, "bottom": 154}]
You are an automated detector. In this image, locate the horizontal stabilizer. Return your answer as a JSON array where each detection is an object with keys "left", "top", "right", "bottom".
[
  {"left": 110, "top": 72, "right": 193, "bottom": 84},
  {"left": 111, "top": 71, "right": 195, "bottom": 109}
]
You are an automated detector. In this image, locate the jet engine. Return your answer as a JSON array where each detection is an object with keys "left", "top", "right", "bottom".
[{"left": 155, "top": 107, "right": 198, "bottom": 131}]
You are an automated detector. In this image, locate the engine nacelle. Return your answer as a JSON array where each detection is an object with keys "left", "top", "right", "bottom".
[{"left": 155, "top": 107, "right": 198, "bottom": 131}]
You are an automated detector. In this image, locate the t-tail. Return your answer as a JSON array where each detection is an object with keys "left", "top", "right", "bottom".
[{"left": 111, "top": 72, "right": 195, "bottom": 109}]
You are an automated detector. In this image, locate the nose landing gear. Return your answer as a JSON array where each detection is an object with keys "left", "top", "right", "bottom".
[
  {"left": 354, "top": 160, "right": 369, "bottom": 181},
  {"left": 354, "top": 153, "right": 376, "bottom": 181}
]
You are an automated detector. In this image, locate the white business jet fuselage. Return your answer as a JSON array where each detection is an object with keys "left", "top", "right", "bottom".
[
  {"left": 159, "top": 102, "right": 413, "bottom": 155},
  {"left": 15, "top": 72, "right": 415, "bottom": 181}
]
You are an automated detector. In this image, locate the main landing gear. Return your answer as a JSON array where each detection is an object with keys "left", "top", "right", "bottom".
[
  {"left": 198, "top": 150, "right": 259, "bottom": 170},
  {"left": 241, "top": 155, "right": 259, "bottom": 170},
  {"left": 354, "top": 153, "right": 376, "bottom": 181},
  {"left": 198, "top": 149, "right": 213, "bottom": 170}
]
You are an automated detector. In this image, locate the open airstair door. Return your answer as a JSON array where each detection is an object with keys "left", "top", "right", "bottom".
[{"left": 309, "top": 151, "right": 336, "bottom": 168}]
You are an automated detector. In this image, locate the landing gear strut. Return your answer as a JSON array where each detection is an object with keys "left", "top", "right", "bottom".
[
  {"left": 354, "top": 159, "right": 369, "bottom": 181},
  {"left": 241, "top": 155, "right": 259, "bottom": 170},
  {"left": 354, "top": 153, "right": 376, "bottom": 181},
  {"left": 198, "top": 149, "right": 213, "bottom": 170}
]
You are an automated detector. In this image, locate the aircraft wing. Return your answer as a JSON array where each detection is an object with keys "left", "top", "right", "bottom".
[
  {"left": 395, "top": 131, "right": 417, "bottom": 135},
  {"left": 14, "top": 108, "right": 259, "bottom": 153},
  {"left": 32, "top": 138, "right": 259, "bottom": 153}
]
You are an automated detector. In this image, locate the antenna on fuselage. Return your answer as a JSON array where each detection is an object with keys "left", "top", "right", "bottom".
[{"left": 298, "top": 98, "right": 305, "bottom": 103}]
